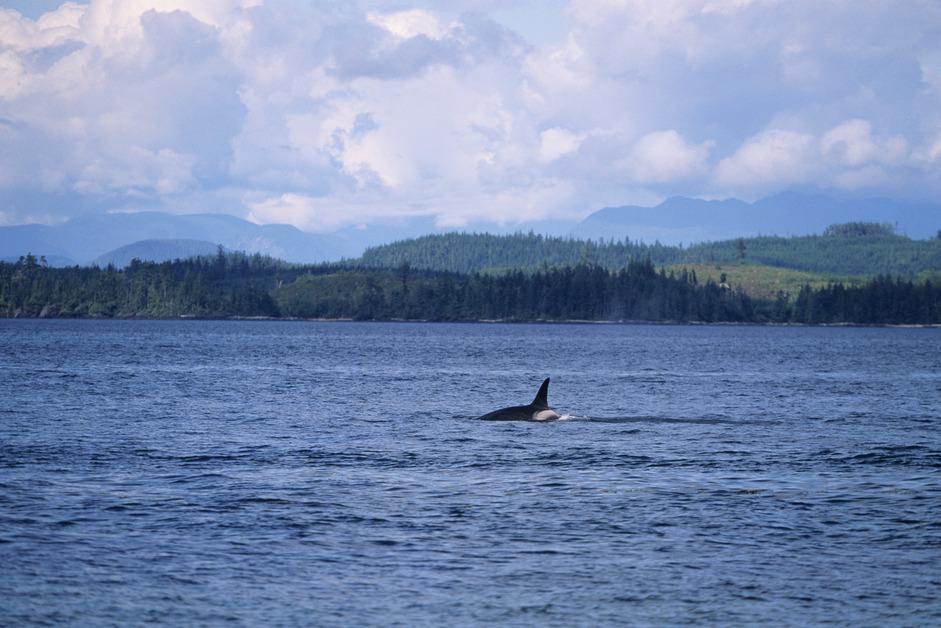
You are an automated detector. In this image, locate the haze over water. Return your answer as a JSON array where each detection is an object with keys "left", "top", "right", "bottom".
[{"left": 2, "top": 320, "right": 940, "bottom": 625}]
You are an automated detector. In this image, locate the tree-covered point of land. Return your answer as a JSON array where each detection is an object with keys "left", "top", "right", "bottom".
[{"left": 0, "top": 251, "right": 298, "bottom": 318}]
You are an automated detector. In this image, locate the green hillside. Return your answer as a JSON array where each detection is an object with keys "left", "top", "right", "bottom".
[
  {"left": 684, "top": 233, "right": 941, "bottom": 275},
  {"left": 91, "top": 239, "right": 222, "bottom": 268},
  {"left": 358, "top": 232, "right": 683, "bottom": 274},
  {"left": 665, "top": 264, "right": 862, "bottom": 301},
  {"left": 359, "top": 225, "right": 941, "bottom": 278}
]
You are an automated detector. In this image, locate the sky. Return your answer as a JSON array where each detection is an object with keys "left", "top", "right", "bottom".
[{"left": 1, "top": 0, "right": 940, "bottom": 232}]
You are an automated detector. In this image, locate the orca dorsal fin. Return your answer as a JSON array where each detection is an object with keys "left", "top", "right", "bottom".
[{"left": 531, "top": 377, "right": 550, "bottom": 408}]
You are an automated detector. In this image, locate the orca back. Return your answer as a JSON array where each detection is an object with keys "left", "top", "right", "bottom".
[{"left": 477, "top": 377, "right": 555, "bottom": 421}]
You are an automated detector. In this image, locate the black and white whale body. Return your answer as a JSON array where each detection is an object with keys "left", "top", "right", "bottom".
[{"left": 477, "top": 378, "right": 560, "bottom": 421}]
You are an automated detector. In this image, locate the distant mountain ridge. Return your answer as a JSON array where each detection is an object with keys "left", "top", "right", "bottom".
[
  {"left": 2, "top": 191, "right": 940, "bottom": 265},
  {"left": 0, "top": 212, "right": 344, "bottom": 266},
  {"left": 572, "top": 192, "right": 941, "bottom": 243},
  {"left": 91, "top": 239, "right": 224, "bottom": 268}
]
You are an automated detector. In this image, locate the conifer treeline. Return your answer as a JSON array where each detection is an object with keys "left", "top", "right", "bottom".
[
  {"left": 0, "top": 252, "right": 294, "bottom": 318},
  {"left": 1, "top": 253, "right": 940, "bottom": 324},
  {"left": 359, "top": 230, "right": 941, "bottom": 276},
  {"left": 274, "top": 261, "right": 756, "bottom": 323}
]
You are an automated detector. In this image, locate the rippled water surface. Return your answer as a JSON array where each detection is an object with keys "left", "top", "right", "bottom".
[{"left": 2, "top": 320, "right": 940, "bottom": 625}]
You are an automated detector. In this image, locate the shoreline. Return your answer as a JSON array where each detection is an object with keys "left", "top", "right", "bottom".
[{"left": 2, "top": 314, "right": 940, "bottom": 329}]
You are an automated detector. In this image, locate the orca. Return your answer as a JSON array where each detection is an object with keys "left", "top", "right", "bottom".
[{"left": 477, "top": 377, "right": 560, "bottom": 421}]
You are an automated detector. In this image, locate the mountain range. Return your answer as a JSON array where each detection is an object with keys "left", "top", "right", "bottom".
[
  {"left": 571, "top": 192, "right": 941, "bottom": 243},
  {"left": 0, "top": 212, "right": 342, "bottom": 266},
  {"left": 1, "top": 191, "right": 939, "bottom": 266},
  {"left": 90, "top": 239, "right": 224, "bottom": 268}
]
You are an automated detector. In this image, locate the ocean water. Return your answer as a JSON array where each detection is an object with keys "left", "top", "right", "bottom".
[{"left": 1, "top": 319, "right": 939, "bottom": 626}]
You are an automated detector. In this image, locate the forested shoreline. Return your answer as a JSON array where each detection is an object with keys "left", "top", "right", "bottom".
[{"left": 2, "top": 252, "right": 940, "bottom": 325}]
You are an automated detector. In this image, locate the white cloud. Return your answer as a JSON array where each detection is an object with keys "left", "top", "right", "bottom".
[
  {"left": 367, "top": 9, "right": 446, "bottom": 40},
  {"left": 0, "top": 4, "right": 80, "bottom": 51},
  {"left": 75, "top": 147, "right": 197, "bottom": 195},
  {"left": 715, "top": 129, "right": 817, "bottom": 189},
  {"left": 248, "top": 193, "right": 324, "bottom": 231},
  {"left": 523, "top": 35, "right": 591, "bottom": 96},
  {"left": 925, "top": 135, "right": 941, "bottom": 162},
  {"left": 821, "top": 119, "right": 900, "bottom": 167},
  {"left": 0, "top": 50, "right": 29, "bottom": 100},
  {"left": 246, "top": 176, "right": 579, "bottom": 233},
  {"left": 1, "top": 0, "right": 941, "bottom": 230},
  {"left": 538, "top": 127, "right": 582, "bottom": 163},
  {"left": 833, "top": 165, "right": 888, "bottom": 190},
  {"left": 36, "top": 3, "right": 85, "bottom": 31},
  {"left": 624, "top": 130, "right": 712, "bottom": 183},
  {"left": 716, "top": 120, "right": 915, "bottom": 193},
  {"left": 0, "top": 2, "right": 245, "bottom": 198},
  {"left": 79, "top": 0, "right": 261, "bottom": 46}
]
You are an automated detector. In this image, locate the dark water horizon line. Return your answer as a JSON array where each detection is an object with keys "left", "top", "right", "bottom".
[{"left": 4, "top": 314, "right": 941, "bottom": 329}]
